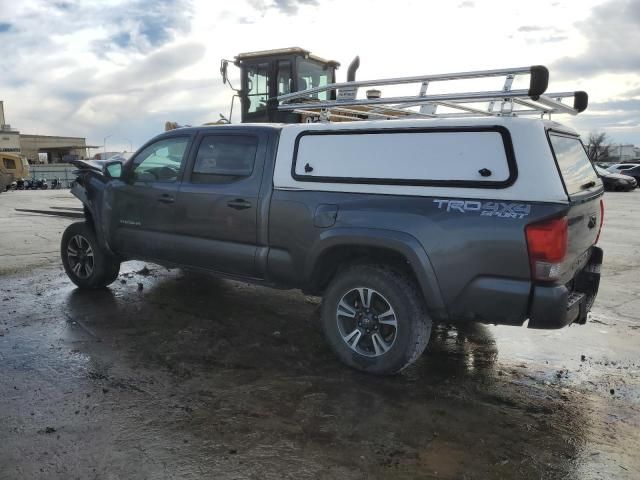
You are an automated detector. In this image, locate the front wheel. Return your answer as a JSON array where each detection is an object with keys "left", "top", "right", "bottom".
[
  {"left": 320, "top": 264, "right": 432, "bottom": 375},
  {"left": 61, "top": 222, "right": 120, "bottom": 288}
]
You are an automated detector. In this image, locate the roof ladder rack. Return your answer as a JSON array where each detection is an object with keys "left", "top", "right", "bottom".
[{"left": 275, "top": 65, "right": 588, "bottom": 122}]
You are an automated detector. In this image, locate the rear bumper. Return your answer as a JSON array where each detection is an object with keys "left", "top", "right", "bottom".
[{"left": 528, "top": 246, "right": 603, "bottom": 329}]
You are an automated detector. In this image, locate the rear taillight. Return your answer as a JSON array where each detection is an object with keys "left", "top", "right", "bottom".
[
  {"left": 595, "top": 198, "right": 604, "bottom": 244},
  {"left": 525, "top": 216, "right": 568, "bottom": 281}
]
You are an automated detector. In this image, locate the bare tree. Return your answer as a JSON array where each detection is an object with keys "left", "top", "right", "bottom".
[{"left": 586, "top": 132, "right": 611, "bottom": 162}]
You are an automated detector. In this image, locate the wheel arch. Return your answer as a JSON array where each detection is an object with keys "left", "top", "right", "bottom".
[
  {"left": 71, "top": 176, "right": 117, "bottom": 256},
  {"left": 305, "top": 227, "right": 447, "bottom": 320}
]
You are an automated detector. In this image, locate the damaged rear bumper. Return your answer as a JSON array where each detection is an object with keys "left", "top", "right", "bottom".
[{"left": 528, "top": 246, "right": 603, "bottom": 329}]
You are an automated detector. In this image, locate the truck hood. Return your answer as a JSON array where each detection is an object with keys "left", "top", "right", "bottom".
[
  {"left": 69, "top": 155, "right": 128, "bottom": 174},
  {"left": 69, "top": 159, "right": 108, "bottom": 173}
]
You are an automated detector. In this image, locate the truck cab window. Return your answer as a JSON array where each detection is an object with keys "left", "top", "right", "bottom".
[
  {"left": 191, "top": 135, "right": 258, "bottom": 184},
  {"left": 132, "top": 137, "right": 189, "bottom": 183},
  {"left": 247, "top": 63, "right": 270, "bottom": 114}
]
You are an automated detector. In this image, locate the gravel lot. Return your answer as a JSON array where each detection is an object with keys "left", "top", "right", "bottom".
[{"left": 0, "top": 189, "right": 639, "bottom": 479}]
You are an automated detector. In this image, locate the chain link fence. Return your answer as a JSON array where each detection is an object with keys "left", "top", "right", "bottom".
[{"left": 29, "top": 164, "right": 77, "bottom": 188}]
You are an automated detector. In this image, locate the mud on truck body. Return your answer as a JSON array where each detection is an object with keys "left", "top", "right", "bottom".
[{"left": 63, "top": 50, "right": 603, "bottom": 374}]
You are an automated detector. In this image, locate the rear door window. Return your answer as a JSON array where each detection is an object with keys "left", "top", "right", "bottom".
[
  {"left": 548, "top": 133, "right": 599, "bottom": 197},
  {"left": 191, "top": 135, "right": 258, "bottom": 184}
]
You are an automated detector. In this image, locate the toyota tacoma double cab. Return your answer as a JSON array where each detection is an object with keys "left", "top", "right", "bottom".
[{"left": 63, "top": 117, "right": 604, "bottom": 374}]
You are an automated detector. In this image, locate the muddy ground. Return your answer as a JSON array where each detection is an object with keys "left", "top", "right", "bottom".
[{"left": 0, "top": 190, "right": 639, "bottom": 479}]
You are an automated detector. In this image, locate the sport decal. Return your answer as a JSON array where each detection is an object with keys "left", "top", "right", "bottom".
[{"left": 433, "top": 199, "right": 531, "bottom": 219}]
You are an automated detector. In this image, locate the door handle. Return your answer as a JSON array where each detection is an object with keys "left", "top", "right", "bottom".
[
  {"left": 157, "top": 193, "right": 175, "bottom": 204},
  {"left": 227, "top": 199, "right": 252, "bottom": 210}
]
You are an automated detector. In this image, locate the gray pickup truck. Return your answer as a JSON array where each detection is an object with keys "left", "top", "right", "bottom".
[{"left": 64, "top": 117, "right": 603, "bottom": 374}]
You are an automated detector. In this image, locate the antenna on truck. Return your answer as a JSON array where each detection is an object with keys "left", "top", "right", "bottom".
[{"left": 274, "top": 65, "right": 588, "bottom": 122}]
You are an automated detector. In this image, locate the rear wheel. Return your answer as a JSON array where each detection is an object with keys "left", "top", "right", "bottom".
[
  {"left": 320, "top": 264, "right": 432, "bottom": 375},
  {"left": 61, "top": 222, "right": 120, "bottom": 288}
]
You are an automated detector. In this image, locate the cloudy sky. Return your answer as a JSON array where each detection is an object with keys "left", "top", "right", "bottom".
[{"left": 0, "top": 0, "right": 639, "bottom": 152}]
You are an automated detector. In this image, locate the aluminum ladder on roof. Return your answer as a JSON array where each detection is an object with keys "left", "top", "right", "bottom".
[{"left": 274, "top": 65, "right": 588, "bottom": 122}]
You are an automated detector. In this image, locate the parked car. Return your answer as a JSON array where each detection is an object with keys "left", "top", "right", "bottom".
[
  {"left": 595, "top": 162, "right": 614, "bottom": 169},
  {"left": 606, "top": 164, "right": 640, "bottom": 184},
  {"left": 607, "top": 163, "right": 638, "bottom": 172},
  {"left": 62, "top": 117, "right": 604, "bottom": 374},
  {"left": 595, "top": 166, "right": 637, "bottom": 191}
]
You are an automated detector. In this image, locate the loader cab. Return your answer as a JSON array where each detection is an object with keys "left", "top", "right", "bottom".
[{"left": 233, "top": 47, "right": 339, "bottom": 124}]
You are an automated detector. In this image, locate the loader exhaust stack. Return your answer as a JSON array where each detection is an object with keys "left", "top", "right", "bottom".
[{"left": 347, "top": 56, "right": 360, "bottom": 82}]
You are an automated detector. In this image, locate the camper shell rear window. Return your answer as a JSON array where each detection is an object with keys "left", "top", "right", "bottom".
[
  {"left": 547, "top": 132, "right": 600, "bottom": 198},
  {"left": 291, "top": 127, "right": 517, "bottom": 188}
]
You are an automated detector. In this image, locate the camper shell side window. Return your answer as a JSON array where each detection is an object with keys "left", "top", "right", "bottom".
[{"left": 291, "top": 126, "right": 517, "bottom": 189}]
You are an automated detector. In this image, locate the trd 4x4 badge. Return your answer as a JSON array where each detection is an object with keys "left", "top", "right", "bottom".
[{"left": 433, "top": 199, "right": 531, "bottom": 219}]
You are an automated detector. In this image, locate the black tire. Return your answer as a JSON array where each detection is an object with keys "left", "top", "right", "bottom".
[
  {"left": 61, "top": 222, "right": 120, "bottom": 289},
  {"left": 320, "top": 264, "right": 432, "bottom": 375}
]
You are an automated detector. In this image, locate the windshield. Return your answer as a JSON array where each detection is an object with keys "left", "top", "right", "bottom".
[
  {"left": 298, "top": 60, "right": 331, "bottom": 101},
  {"left": 595, "top": 166, "right": 609, "bottom": 176},
  {"left": 548, "top": 133, "right": 600, "bottom": 197}
]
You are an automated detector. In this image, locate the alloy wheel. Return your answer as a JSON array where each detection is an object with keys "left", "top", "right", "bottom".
[
  {"left": 67, "top": 234, "right": 95, "bottom": 279},
  {"left": 336, "top": 287, "right": 398, "bottom": 357}
]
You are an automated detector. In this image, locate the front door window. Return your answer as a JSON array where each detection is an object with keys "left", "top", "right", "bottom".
[{"left": 132, "top": 137, "right": 189, "bottom": 183}]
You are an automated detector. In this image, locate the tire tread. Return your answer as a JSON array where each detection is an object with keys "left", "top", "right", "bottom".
[
  {"left": 321, "top": 263, "right": 431, "bottom": 374},
  {"left": 61, "top": 222, "right": 120, "bottom": 289}
]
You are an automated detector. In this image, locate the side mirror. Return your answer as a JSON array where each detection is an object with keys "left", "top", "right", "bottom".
[
  {"left": 104, "top": 159, "right": 123, "bottom": 179},
  {"left": 220, "top": 59, "right": 229, "bottom": 85}
]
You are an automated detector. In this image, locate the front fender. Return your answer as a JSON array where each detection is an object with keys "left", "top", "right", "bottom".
[
  {"left": 70, "top": 174, "right": 116, "bottom": 256},
  {"left": 305, "top": 227, "right": 447, "bottom": 319}
]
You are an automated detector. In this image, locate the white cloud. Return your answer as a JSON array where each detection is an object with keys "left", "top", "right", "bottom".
[
  {"left": 553, "top": 0, "right": 640, "bottom": 77},
  {"left": 0, "top": 0, "right": 638, "bottom": 150}
]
